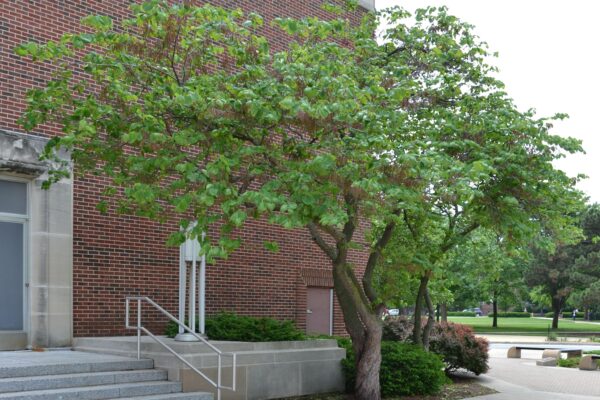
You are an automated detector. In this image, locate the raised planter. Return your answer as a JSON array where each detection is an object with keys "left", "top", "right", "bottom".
[{"left": 74, "top": 336, "right": 345, "bottom": 400}]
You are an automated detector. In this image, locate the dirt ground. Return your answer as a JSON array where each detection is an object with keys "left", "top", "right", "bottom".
[{"left": 280, "top": 375, "right": 497, "bottom": 400}]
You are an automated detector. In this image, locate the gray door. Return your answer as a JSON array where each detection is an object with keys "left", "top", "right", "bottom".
[
  {"left": 0, "top": 179, "right": 27, "bottom": 331},
  {"left": 306, "top": 287, "right": 332, "bottom": 335},
  {"left": 0, "top": 221, "right": 24, "bottom": 330}
]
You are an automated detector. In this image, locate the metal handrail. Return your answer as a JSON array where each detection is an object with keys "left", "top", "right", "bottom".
[{"left": 125, "top": 296, "right": 236, "bottom": 400}]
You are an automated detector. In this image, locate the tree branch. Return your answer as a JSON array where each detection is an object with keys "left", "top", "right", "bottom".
[
  {"left": 363, "top": 211, "right": 400, "bottom": 305},
  {"left": 441, "top": 222, "right": 480, "bottom": 253},
  {"left": 403, "top": 209, "right": 417, "bottom": 239},
  {"left": 308, "top": 222, "right": 338, "bottom": 260}
]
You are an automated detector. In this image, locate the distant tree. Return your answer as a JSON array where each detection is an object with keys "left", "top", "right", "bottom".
[
  {"left": 526, "top": 244, "right": 576, "bottom": 329},
  {"left": 524, "top": 206, "right": 600, "bottom": 328},
  {"left": 446, "top": 230, "right": 527, "bottom": 327},
  {"left": 566, "top": 204, "right": 600, "bottom": 319}
]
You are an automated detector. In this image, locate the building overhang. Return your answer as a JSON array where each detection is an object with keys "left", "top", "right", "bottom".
[{"left": 359, "top": 0, "right": 376, "bottom": 12}]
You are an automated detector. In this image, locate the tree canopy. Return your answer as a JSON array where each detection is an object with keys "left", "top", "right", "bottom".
[{"left": 16, "top": 2, "right": 585, "bottom": 399}]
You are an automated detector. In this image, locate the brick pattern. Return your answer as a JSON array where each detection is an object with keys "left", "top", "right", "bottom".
[{"left": 0, "top": 0, "right": 368, "bottom": 338}]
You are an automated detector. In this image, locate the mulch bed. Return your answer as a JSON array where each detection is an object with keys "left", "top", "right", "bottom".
[
  {"left": 402, "top": 375, "right": 497, "bottom": 400},
  {"left": 279, "top": 374, "right": 497, "bottom": 400}
]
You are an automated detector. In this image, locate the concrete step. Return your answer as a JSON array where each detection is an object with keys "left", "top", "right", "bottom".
[
  {"left": 0, "top": 381, "right": 183, "bottom": 400},
  {"left": 0, "top": 359, "right": 154, "bottom": 379},
  {"left": 113, "top": 393, "right": 213, "bottom": 400},
  {"left": 0, "top": 369, "right": 167, "bottom": 393}
]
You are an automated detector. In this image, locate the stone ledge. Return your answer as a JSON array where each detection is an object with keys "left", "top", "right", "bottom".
[{"left": 536, "top": 357, "right": 557, "bottom": 367}]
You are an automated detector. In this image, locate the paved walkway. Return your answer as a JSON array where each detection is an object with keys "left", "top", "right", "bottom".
[{"left": 470, "top": 340, "right": 600, "bottom": 400}]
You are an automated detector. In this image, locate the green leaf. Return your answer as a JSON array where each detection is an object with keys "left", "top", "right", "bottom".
[{"left": 263, "top": 241, "right": 280, "bottom": 252}]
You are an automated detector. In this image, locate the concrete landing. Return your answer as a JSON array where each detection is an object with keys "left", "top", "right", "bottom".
[{"left": 0, "top": 351, "right": 153, "bottom": 378}]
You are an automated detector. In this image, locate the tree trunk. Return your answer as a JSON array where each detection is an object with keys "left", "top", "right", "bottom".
[
  {"left": 441, "top": 303, "right": 447, "bottom": 322},
  {"left": 422, "top": 288, "right": 435, "bottom": 350},
  {"left": 436, "top": 304, "right": 440, "bottom": 322},
  {"left": 331, "top": 260, "right": 382, "bottom": 400},
  {"left": 551, "top": 297, "right": 561, "bottom": 330},
  {"left": 353, "top": 326, "right": 382, "bottom": 400},
  {"left": 586, "top": 307, "right": 590, "bottom": 321},
  {"left": 412, "top": 276, "right": 429, "bottom": 344},
  {"left": 492, "top": 297, "right": 498, "bottom": 328}
]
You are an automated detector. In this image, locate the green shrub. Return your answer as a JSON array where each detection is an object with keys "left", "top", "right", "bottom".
[
  {"left": 543, "top": 311, "right": 585, "bottom": 319},
  {"left": 429, "top": 322, "right": 489, "bottom": 375},
  {"left": 562, "top": 312, "right": 585, "bottom": 319},
  {"left": 340, "top": 340, "right": 448, "bottom": 397},
  {"left": 447, "top": 311, "right": 477, "bottom": 317},
  {"left": 557, "top": 357, "right": 581, "bottom": 368},
  {"left": 165, "top": 313, "right": 305, "bottom": 342},
  {"left": 584, "top": 350, "right": 600, "bottom": 355},
  {"left": 487, "top": 312, "right": 530, "bottom": 318}
]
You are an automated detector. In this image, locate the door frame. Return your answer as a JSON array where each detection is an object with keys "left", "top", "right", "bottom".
[
  {"left": 0, "top": 175, "right": 30, "bottom": 334},
  {"left": 328, "top": 288, "right": 333, "bottom": 336}
]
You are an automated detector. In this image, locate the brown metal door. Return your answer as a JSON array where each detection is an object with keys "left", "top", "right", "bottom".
[{"left": 306, "top": 287, "right": 331, "bottom": 335}]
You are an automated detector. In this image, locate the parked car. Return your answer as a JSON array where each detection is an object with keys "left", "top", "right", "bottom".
[
  {"left": 462, "top": 307, "right": 483, "bottom": 316},
  {"left": 382, "top": 308, "right": 400, "bottom": 319}
]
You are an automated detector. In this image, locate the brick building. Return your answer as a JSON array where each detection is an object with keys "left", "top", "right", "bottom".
[{"left": 0, "top": 0, "right": 375, "bottom": 351}]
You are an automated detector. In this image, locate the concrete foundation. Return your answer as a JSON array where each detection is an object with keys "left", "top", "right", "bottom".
[{"left": 74, "top": 336, "right": 346, "bottom": 400}]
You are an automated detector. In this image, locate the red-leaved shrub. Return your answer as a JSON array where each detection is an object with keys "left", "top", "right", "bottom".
[
  {"left": 382, "top": 318, "right": 489, "bottom": 375},
  {"left": 429, "top": 322, "right": 489, "bottom": 375},
  {"left": 382, "top": 315, "right": 413, "bottom": 342}
]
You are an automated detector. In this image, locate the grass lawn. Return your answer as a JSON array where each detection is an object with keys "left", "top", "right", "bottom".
[{"left": 448, "top": 316, "right": 600, "bottom": 334}]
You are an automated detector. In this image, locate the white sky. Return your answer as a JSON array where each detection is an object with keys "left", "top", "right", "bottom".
[{"left": 377, "top": 0, "right": 600, "bottom": 204}]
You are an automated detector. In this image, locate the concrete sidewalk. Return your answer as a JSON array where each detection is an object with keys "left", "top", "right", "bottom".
[
  {"left": 476, "top": 375, "right": 600, "bottom": 400},
  {"left": 470, "top": 341, "right": 600, "bottom": 400}
]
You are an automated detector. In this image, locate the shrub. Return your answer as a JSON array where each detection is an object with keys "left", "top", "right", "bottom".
[
  {"left": 165, "top": 312, "right": 305, "bottom": 342},
  {"left": 383, "top": 318, "right": 489, "bottom": 376},
  {"left": 557, "top": 357, "right": 581, "bottom": 368},
  {"left": 544, "top": 311, "right": 585, "bottom": 319},
  {"left": 487, "top": 312, "right": 530, "bottom": 318},
  {"left": 562, "top": 312, "right": 585, "bottom": 319},
  {"left": 447, "top": 311, "right": 477, "bottom": 317},
  {"left": 340, "top": 340, "right": 448, "bottom": 397},
  {"left": 382, "top": 315, "right": 412, "bottom": 342},
  {"left": 429, "top": 322, "right": 489, "bottom": 375}
]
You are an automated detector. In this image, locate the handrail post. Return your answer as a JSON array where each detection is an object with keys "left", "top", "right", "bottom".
[
  {"left": 125, "top": 298, "right": 130, "bottom": 328},
  {"left": 137, "top": 298, "right": 141, "bottom": 360},
  {"left": 125, "top": 296, "right": 236, "bottom": 396},
  {"left": 217, "top": 354, "right": 222, "bottom": 400},
  {"left": 232, "top": 353, "right": 237, "bottom": 391}
]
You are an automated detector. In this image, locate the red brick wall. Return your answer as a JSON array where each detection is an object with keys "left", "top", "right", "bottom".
[{"left": 0, "top": 0, "right": 369, "bottom": 338}]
